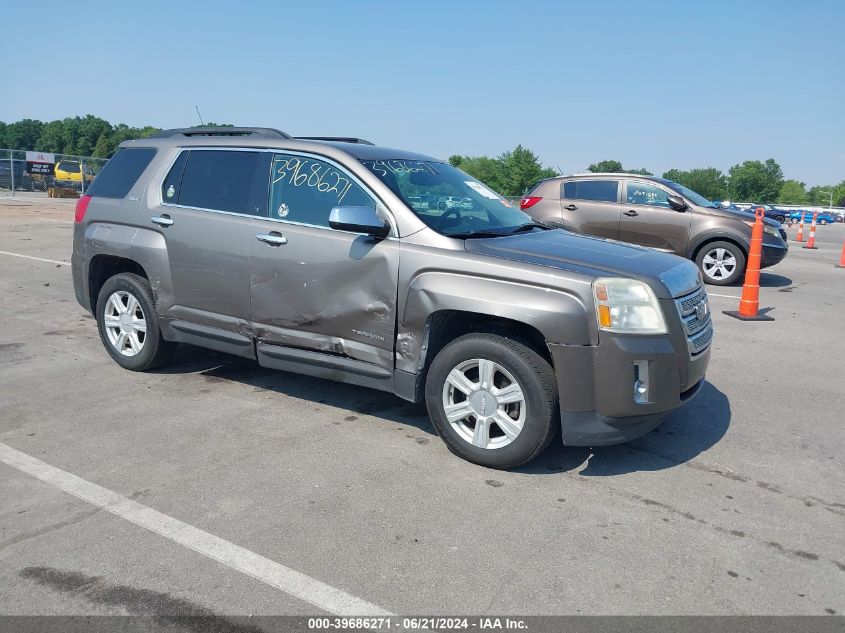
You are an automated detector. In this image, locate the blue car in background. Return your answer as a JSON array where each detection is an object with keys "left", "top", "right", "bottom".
[
  {"left": 747, "top": 204, "right": 790, "bottom": 223},
  {"left": 789, "top": 210, "right": 836, "bottom": 225}
]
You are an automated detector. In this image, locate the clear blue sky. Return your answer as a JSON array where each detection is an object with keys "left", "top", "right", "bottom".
[{"left": 2, "top": 0, "right": 843, "bottom": 185}]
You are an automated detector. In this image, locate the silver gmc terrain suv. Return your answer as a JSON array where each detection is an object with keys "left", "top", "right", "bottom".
[{"left": 72, "top": 128, "right": 712, "bottom": 469}]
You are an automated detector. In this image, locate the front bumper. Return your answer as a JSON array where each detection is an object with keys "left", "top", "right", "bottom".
[
  {"left": 761, "top": 243, "right": 788, "bottom": 268},
  {"left": 548, "top": 295, "right": 711, "bottom": 446}
]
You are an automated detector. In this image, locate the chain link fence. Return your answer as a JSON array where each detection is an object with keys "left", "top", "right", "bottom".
[{"left": 0, "top": 148, "right": 108, "bottom": 197}]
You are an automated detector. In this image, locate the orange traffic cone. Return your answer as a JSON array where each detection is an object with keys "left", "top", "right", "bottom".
[
  {"left": 803, "top": 212, "right": 818, "bottom": 250},
  {"left": 724, "top": 208, "right": 774, "bottom": 321},
  {"left": 836, "top": 240, "right": 845, "bottom": 268},
  {"left": 796, "top": 217, "right": 805, "bottom": 242}
]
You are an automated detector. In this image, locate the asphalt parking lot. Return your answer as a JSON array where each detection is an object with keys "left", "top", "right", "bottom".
[{"left": 0, "top": 196, "right": 843, "bottom": 618}]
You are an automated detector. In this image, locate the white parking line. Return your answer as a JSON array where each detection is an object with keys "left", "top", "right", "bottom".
[
  {"left": 0, "top": 442, "right": 392, "bottom": 616},
  {"left": 0, "top": 250, "right": 70, "bottom": 266},
  {"left": 706, "top": 292, "right": 741, "bottom": 300}
]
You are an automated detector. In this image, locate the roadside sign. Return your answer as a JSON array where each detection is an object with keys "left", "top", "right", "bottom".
[
  {"left": 25, "top": 151, "right": 55, "bottom": 164},
  {"left": 25, "top": 151, "right": 55, "bottom": 175}
]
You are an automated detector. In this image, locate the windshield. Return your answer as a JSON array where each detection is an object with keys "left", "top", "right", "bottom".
[
  {"left": 360, "top": 159, "right": 540, "bottom": 237},
  {"left": 658, "top": 178, "right": 718, "bottom": 208}
]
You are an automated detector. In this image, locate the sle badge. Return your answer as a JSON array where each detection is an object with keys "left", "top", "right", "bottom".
[
  {"left": 166, "top": 185, "right": 175, "bottom": 199},
  {"left": 277, "top": 203, "right": 289, "bottom": 218}
]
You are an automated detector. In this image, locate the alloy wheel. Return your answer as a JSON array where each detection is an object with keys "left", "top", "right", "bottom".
[
  {"left": 103, "top": 291, "right": 147, "bottom": 357},
  {"left": 702, "top": 247, "right": 737, "bottom": 281},
  {"left": 441, "top": 358, "right": 526, "bottom": 450}
]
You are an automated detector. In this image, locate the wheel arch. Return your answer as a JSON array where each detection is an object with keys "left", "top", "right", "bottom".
[
  {"left": 397, "top": 271, "right": 592, "bottom": 380},
  {"left": 689, "top": 234, "right": 748, "bottom": 262},
  {"left": 88, "top": 254, "right": 149, "bottom": 316}
]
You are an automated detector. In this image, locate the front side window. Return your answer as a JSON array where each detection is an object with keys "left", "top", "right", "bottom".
[
  {"left": 269, "top": 153, "right": 374, "bottom": 227},
  {"left": 563, "top": 180, "right": 619, "bottom": 202},
  {"left": 626, "top": 181, "right": 670, "bottom": 208},
  {"left": 177, "top": 150, "right": 268, "bottom": 215},
  {"left": 658, "top": 178, "right": 717, "bottom": 208},
  {"left": 361, "top": 159, "right": 535, "bottom": 237}
]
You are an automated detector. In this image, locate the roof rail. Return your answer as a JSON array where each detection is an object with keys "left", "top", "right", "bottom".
[
  {"left": 295, "top": 136, "right": 375, "bottom": 145},
  {"left": 150, "top": 127, "right": 291, "bottom": 139}
]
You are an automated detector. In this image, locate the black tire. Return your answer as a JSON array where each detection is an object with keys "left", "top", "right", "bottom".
[
  {"left": 775, "top": 215, "right": 785, "bottom": 223},
  {"left": 95, "top": 273, "right": 173, "bottom": 371},
  {"left": 819, "top": 219, "right": 828, "bottom": 225},
  {"left": 695, "top": 240, "right": 746, "bottom": 286},
  {"left": 425, "top": 333, "right": 558, "bottom": 469}
]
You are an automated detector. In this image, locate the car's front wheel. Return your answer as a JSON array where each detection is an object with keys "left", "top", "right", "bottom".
[
  {"left": 819, "top": 219, "right": 828, "bottom": 225},
  {"left": 96, "top": 273, "right": 173, "bottom": 371},
  {"left": 425, "top": 333, "right": 558, "bottom": 469},
  {"left": 696, "top": 241, "right": 746, "bottom": 286}
]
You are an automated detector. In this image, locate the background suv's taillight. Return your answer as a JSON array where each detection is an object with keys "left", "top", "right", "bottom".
[
  {"left": 75, "top": 195, "right": 92, "bottom": 223},
  {"left": 520, "top": 196, "right": 543, "bottom": 210}
]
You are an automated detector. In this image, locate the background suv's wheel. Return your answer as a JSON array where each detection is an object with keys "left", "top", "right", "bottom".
[
  {"left": 819, "top": 219, "right": 828, "bottom": 225},
  {"left": 696, "top": 241, "right": 746, "bottom": 286},
  {"left": 425, "top": 333, "right": 558, "bottom": 469},
  {"left": 775, "top": 215, "right": 785, "bottom": 223},
  {"left": 95, "top": 273, "right": 173, "bottom": 371}
]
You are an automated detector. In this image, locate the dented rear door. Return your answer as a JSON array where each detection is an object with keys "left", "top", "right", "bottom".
[{"left": 249, "top": 152, "right": 399, "bottom": 372}]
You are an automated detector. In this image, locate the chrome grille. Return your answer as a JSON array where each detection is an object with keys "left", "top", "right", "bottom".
[
  {"left": 677, "top": 287, "right": 707, "bottom": 316},
  {"left": 690, "top": 325, "right": 713, "bottom": 354},
  {"left": 674, "top": 286, "right": 713, "bottom": 358}
]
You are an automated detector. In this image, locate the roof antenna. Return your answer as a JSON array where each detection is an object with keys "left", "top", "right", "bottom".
[{"left": 194, "top": 105, "right": 205, "bottom": 126}]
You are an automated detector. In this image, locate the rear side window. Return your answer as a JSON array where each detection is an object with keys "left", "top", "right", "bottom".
[
  {"left": 161, "top": 151, "right": 189, "bottom": 202},
  {"left": 86, "top": 148, "right": 157, "bottom": 199},
  {"left": 177, "top": 150, "right": 269, "bottom": 216},
  {"left": 563, "top": 180, "right": 618, "bottom": 202}
]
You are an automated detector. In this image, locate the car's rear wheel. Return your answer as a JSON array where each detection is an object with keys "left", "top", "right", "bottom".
[
  {"left": 425, "top": 333, "right": 558, "bottom": 469},
  {"left": 775, "top": 215, "right": 785, "bottom": 223},
  {"left": 696, "top": 241, "right": 746, "bottom": 286},
  {"left": 96, "top": 273, "right": 173, "bottom": 371},
  {"left": 819, "top": 219, "right": 828, "bottom": 225}
]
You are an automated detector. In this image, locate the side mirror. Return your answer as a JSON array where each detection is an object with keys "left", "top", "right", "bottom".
[
  {"left": 329, "top": 206, "right": 390, "bottom": 238},
  {"left": 667, "top": 194, "right": 688, "bottom": 211}
]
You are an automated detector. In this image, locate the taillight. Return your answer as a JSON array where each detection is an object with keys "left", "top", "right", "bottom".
[
  {"left": 520, "top": 196, "right": 543, "bottom": 210},
  {"left": 75, "top": 195, "right": 92, "bottom": 223}
]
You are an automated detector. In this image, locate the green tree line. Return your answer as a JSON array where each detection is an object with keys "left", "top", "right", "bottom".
[
  {"left": 0, "top": 116, "right": 231, "bottom": 160},
  {"left": 1, "top": 116, "right": 841, "bottom": 205}
]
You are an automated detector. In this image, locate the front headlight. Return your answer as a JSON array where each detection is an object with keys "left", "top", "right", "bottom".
[
  {"left": 593, "top": 277, "right": 668, "bottom": 335},
  {"left": 742, "top": 219, "right": 781, "bottom": 239}
]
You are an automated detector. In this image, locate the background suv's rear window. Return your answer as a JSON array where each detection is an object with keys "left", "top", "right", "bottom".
[
  {"left": 563, "top": 180, "right": 618, "bottom": 202},
  {"left": 58, "top": 161, "right": 81, "bottom": 173},
  {"left": 86, "top": 148, "right": 157, "bottom": 198}
]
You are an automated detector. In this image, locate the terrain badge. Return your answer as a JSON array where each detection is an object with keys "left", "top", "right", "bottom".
[{"left": 278, "top": 203, "right": 289, "bottom": 218}]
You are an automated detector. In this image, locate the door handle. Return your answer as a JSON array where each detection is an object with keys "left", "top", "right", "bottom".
[
  {"left": 564, "top": 204, "right": 577, "bottom": 211},
  {"left": 623, "top": 209, "right": 639, "bottom": 217},
  {"left": 150, "top": 215, "right": 174, "bottom": 227},
  {"left": 256, "top": 232, "right": 288, "bottom": 246}
]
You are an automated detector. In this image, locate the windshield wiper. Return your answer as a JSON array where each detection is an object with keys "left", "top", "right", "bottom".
[
  {"left": 447, "top": 223, "right": 552, "bottom": 239},
  {"left": 507, "top": 222, "right": 551, "bottom": 234},
  {"left": 446, "top": 230, "right": 510, "bottom": 239}
]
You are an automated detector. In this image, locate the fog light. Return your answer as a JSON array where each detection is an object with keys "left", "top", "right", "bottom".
[{"left": 633, "top": 361, "right": 649, "bottom": 404}]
